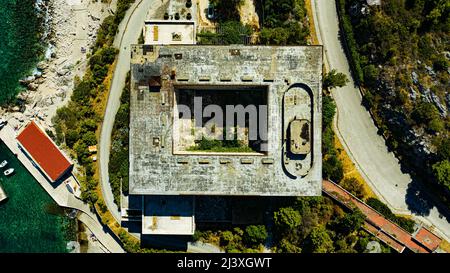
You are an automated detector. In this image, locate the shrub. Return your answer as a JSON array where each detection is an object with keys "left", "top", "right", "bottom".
[
  {"left": 363, "top": 65, "right": 380, "bottom": 88},
  {"left": 323, "top": 155, "right": 344, "bottom": 182},
  {"left": 437, "top": 139, "right": 450, "bottom": 161},
  {"left": 336, "top": 0, "right": 364, "bottom": 83},
  {"left": 366, "top": 198, "right": 415, "bottom": 233},
  {"left": 432, "top": 54, "right": 449, "bottom": 71},
  {"left": 335, "top": 210, "right": 366, "bottom": 235},
  {"left": 323, "top": 69, "right": 349, "bottom": 89},
  {"left": 433, "top": 160, "right": 450, "bottom": 190},
  {"left": 220, "top": 21, "right": 251, "bottom": 45},
  {"left": 192, "top": 230, "right": 204, "bottom": 242},
  {"left": 82, "top": 131, "right": 97, "bottom": 146},
  {"left": 412, "top": 101, "right": 440, "bottom": 125},
  {"left": 97, "top": 199, "right": 108, "bottom": 213},
  {"left": 243, "top": 225, "right": 268, "bottom": 246},
  {"left": 322, "top": 95, "right": 336, "bottom": 129},
  {"left": 274, "top": 207, "right": 302, "bottom": 230},
  {"left": 340, "top": 177, "right": 367, "bottom": 200},
  {"left": 303, "top": 226, "right": 334, "bottom": 253},
  {"left": 65, "top": 129, "right": 80, "bottom": 148}
]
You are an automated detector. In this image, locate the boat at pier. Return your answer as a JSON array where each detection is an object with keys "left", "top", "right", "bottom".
[
  {"left": 4, "top": 168, "right": 14, "bottom": 176},
  {"left": 0, "top": 160, "right": 7, "bottom": 168}
]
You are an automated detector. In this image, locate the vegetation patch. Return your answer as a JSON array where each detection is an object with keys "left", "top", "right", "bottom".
[
  {"left": 187, "top": 131, "right": 256, "bottom": 153},
  {"left": 256, "top": 0, "right": 310, "bottom": 45},
  {"left": 108, "top": 73, "right": 131, "bottom": 206},
  {"left": 336, "top": 0, "right": 450, "bottom": 207},
  {"left": 366, "top": 198, "right": 415, "bottom": 233}
]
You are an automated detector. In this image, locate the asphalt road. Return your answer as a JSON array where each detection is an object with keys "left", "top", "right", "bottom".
[
  {"left": 312, "top": 0, "right": 450, "bottom": 242},
  {"left": 99, "top": 0, "right": 164, "bottom": 222}
]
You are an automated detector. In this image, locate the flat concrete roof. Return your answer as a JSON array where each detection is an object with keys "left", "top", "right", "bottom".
[
  {"left": 142, "top": 195, "right": 195, "bottom": 235},
  {"left": 144, "top": 20, "right": 196, "bottom": 45},
  {"left": 129, "top": 45, "right": 323, "bottom": 196}
]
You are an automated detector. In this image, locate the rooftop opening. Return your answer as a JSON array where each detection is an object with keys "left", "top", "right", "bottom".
[{"left": 173, "top": 85, "right": 269, "bottom": 155}]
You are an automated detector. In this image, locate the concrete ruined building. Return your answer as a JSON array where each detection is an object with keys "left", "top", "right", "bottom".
[{"left": 127, "top": 44, "right": 323, "bottom": 235}]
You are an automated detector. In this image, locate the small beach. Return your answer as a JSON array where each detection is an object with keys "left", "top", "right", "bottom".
[{"left": 1, "top": 0, "right": 112, "bottom": 133}]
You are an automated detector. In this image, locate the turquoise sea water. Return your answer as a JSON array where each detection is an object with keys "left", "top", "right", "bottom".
[
  {"left": 0, "top": 141, "right": 73, "bottom": 253},
  {"left": 0, "top": 0, "right": 45, "bottom": 104}
]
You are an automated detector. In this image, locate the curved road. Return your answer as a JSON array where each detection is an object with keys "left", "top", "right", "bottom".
[
  {"left": 99, "top": 0, "right": 165, "bottom": 222},
  {"left": 312, "top": 0, "right": 450, "bottom": 242}
]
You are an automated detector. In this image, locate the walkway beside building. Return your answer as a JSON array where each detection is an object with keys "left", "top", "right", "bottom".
[
  {"left": 0, "top": 124, "right": 124, "bottom": 253},
  {"left": 323, "top": 180, "right": 442, "bottom": 253}
]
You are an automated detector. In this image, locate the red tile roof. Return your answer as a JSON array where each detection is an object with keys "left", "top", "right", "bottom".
[
  {"left": 16, "top": 121, "right": 72, "bottom": 182},
  {"left": 322, "top": 180, "right": 435, "bottom": 253},
  {"left": 413, "top": 227, "right": 442, "bottom": 252}
]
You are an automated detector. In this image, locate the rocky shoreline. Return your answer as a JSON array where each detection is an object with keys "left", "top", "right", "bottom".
[
  {"left": 1, "top": 0, "right": 111, "bottom": 133},
  {"left": 0, "top": 0, "right": 115, "bottom": 254}
]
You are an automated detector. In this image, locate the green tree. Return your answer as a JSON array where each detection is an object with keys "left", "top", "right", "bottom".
[
  {"left": 244, "top": 225, "right": 268, "bottom": 246},
  {"left": 220, "top": 21, "right": 251, "bottom": 45},
  {"left": 71, "top": 80, "right": 93, "bottom": 106},
  {"left": 274, "top": 207, "right": 302, "bottom": 230},
  {"left": 322, "top": 96, "right": 336, "bottom": 129},
  {"left": 428, "top": 118, "right": 444, "bottom": 132},
  {"left": 209, "top": 0, "right": 243, "bottom": 21},
  {"left": 73, "top": 140, "right": 90, "bottom": 164},
  {"left": 432, "top": 54, "right": 449, "bottom": 71},
  {"left": 65, "top": 129, "right": 80, "bottom": 148},
  {"left": 323, "top": 155, "right": 344, "bottom": 182},
  {"left": 304, "top": 226, "right": 334, "bottom": 253},
  {"left": 220, "top": 231, "right": 235, "bottom": 246},
  {"left": 279, "top": 238, "right": 302, "bottom": 253},
  {"left": 411, "top": 101, "right": 440, "bottom": 126},
  {"left": 335, "top": 210, "right": 366, "bottom": 235},
  {"left": 260, "top": 27, "right": 290, "bottom": 45},
  {"left": 80, "top": 119, "right": 98, "bottom": 134},
  {"left": 437, "top": 138, "right": 450, "bottom": 161},
  {"left": 433, "top": 160, "right": 450, "bottom": 190},
  {"left": 340, "top": 177, "right": 367, "bottom": 200},
  {"left": 323, "top": 69, "right": 349, "bottom": 89},
  {"left": 363, "top": 65, "right": 380, "bottom": 87},
  {"left": 322, "top": 127, "right": 335, "bottom": 156},
  {"left": 82, "top": 131, "right": 97, "bottom": 146},
  {"left": 366, "top": 198, "right": 395, "bottom": 218}
]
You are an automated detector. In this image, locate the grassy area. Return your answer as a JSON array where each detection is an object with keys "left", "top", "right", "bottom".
[
  {"left": 187, "top": 134, "right": 257, "bottom": 153},
  {"left": 305, "top": 0, "right": 319, "bottom": 45},
  {"left": 108, "top": 73, "right": 131, "bottom": 206},
  {"left": 439, "top": 239, "right": 450, "bottom": 253},
  {"left": 334, "top": 136, "right": 377, "bottom": 199}
]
